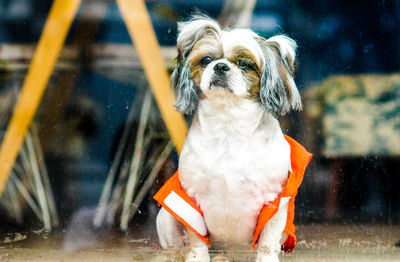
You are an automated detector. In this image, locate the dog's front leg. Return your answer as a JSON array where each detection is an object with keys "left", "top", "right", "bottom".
[
  {"left": 156, "top": 207, "right": 185, "bottom": 249},
  {"left": 186, "top": 230, "right": 210, "bottom": 262},
  {"left": 255, "top": 199, "right": 289, "bottom": 262}
]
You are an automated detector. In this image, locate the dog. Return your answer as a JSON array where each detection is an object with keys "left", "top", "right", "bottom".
[{"left": 155, "top": 15, "right": 309, "bottom": 262}]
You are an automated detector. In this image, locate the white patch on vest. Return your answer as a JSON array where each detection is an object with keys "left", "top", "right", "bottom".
[
  {"left": 163, "top": 191, "right": 208, "bottom": 236},
  {"left": 279, "top": 196, "right": 291, "bottom": 210}
]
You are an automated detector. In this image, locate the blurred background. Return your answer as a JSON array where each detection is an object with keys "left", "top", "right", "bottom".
[{"left": 0, "top": 0, "right": 399, "bottom": 259}]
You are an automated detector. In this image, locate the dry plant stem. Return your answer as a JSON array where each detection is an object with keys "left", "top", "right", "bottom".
[
  {"left": 106, "top": 158, "right": 130, "bottom": 225},
  {"left": 18, "top": 145, "right": 36, "bottom": 194},
  {"left": 25, "top": 132, "right": 51, "bottom": 231},
  {"left": 12, "top": 164, "right": 29, "bottom": 189},
  {"left": 128, "top": 141, "right": 173, "bottom": 220},
  {"left": 105, "top": 131, "right": 154, "bottom": 225},
  {"left": 106, "top": 133, "right": 152, "bottom": 224},
  {"left": 0, "top": 89, "right": 56, "bottom": 227},
  {"left": 2, "top": 182, "right": 20, "bottom": 223},
  {"left": 7, "top": 180, "right": 23, "bottom": 224},
  {"left": 11, "top": 172, "right": 43, "bottom": 222},
  {"left": 106, "top": 131, "right": 141, "bottom": 226},
  {"left": 106, "top": 93, "right": 147, "bottom": 225},
  {"left": 31, "top": 124, "right": 59, "bottom": 226},
  {"left": 0, "top": 91, "right": 14, "bottom": 124},
  {"left": 1, "top": 187, "right": 13, "bottom": 218},
  {"left": 94, "top": 98, "right": 138, "bottom": 227},
  {"left": 120, "top": 89, "right": 152, "bottom": 231}
]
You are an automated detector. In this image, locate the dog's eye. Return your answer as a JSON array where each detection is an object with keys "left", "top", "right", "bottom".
[
  {"left": 236, "top": 59, "right": 249, "bottom": 69},
  {"left": 200, "top": 56, "right": 212, "bottom": 66}
]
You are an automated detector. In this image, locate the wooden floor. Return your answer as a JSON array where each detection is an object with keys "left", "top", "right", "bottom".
[{"left": 1, "top": 224, "right": 399, "bottom": 261}]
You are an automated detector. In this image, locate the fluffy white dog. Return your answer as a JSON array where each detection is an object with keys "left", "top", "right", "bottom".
[{"left": 155, "top": 15, "right": 308, "bottom": 262}]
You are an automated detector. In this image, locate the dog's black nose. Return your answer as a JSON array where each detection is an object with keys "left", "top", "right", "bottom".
[{"left": 214, "top": 63, "right": 230, "bottom": 75}]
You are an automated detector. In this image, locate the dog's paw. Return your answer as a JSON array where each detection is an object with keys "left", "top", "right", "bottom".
[{"left": 255, "top": 253, "right": 279, "bottom": 262}]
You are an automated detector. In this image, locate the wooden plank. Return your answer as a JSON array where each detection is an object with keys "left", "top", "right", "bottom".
[
  {"left": 0, "top": 0, "right": 82, "bottom": 196},
  {"left": 117, "top": 0, "right": 187, "bottom": 153},
  {"left": 0, "top": 44, "right": 177, "bottom": 71}
]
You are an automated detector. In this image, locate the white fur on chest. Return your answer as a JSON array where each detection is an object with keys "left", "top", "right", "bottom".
[{"left": 178, "top": 99, "right": 291, "bottom": 245}]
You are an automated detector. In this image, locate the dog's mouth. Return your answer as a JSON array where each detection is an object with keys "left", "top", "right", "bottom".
[{"left": 209, "top": 77, "right": 232, "bottom": 92}]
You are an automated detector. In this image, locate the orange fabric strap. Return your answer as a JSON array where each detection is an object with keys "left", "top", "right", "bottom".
[
  {"left": 252, "top": 135, "right": 312, "bottom": 251},
  {"left": 153, "top": 171, "right": 211, "bottom": 246}
]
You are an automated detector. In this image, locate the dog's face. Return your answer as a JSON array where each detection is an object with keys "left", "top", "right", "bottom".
[{"left": 172, "top": 16, "right": 302, "bottom": 116}]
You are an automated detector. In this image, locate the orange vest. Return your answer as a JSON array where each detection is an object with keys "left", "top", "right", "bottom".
[{"left": 154, "top": 135, "right": 312, "bottom": 252}]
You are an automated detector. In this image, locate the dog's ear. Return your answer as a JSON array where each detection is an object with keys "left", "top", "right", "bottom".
[
  {"left": 258, "top": 35, "right": 302, "bottom": 116},
  {"left": 172, "top": 16, "right": 221, "bottom": 115},
  {"left": 172, "top": 60, "right": 198, "bottom": 115}
]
